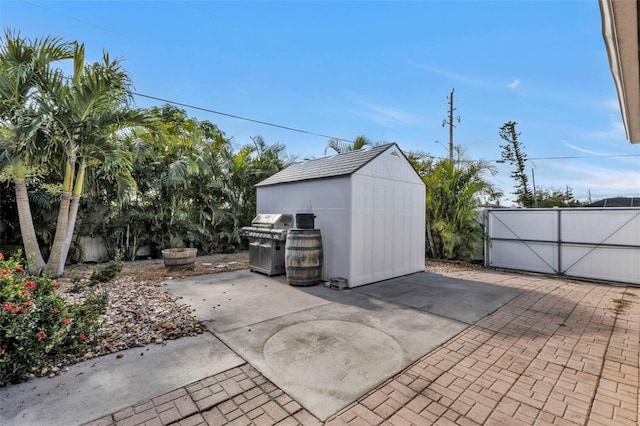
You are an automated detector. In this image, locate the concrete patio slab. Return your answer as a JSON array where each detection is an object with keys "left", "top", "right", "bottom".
[
  {"left": 164, "top": 271, "right": 522, "bottom": 420},
  {"left": 216, "top": 299, "right": 466, "bottom": 420},
  {"left": 0, "top": 333, "right": 243, "bottom": 426},
  {"left": 352, "top": 271, "right": 523, "bottom": 324},
  {"left": 163, "top": 271, "right": 331, "bottom": 332}
]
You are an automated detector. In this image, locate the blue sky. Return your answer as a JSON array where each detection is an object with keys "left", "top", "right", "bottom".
[{"left": 2, "top": 0, "right": 639, "bottom": 204}]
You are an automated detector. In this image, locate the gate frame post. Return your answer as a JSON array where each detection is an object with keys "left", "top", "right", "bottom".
[{"left": 557, "top": 208, "right": 563, "bottom": 276}]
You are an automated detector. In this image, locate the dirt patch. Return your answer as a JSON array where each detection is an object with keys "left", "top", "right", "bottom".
[
  {"left": 424, "top": 258, "right": 484, "bottom": 274},
  {"left": 65, "top": 251, "right": 249, "bottom": 282},
  {"left": 43, "top": 252, "right": 250, "bottom": 373}
]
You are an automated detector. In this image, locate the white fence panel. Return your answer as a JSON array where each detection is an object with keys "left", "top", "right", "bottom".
[
  {"left": 486, "top": 208, "right": 640, "bottom": 285},
  {"left": 561, "top": 245, "right": 640, "bottom": 283},
  {"left": 489, "top": 210, "right": 558, "bottom": 241},
  {"left": 489, "top": 240, "right": 558, "bottom": 274},
  {"left": 78, "top": 236, "right": 108, "bottom": 262},
  {"left": 561, "top": 209, "right": 640, "bottom": 245}
]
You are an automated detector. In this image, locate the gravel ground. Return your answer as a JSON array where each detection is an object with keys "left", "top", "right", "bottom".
[
  {"left": 58, "top": 252, "right": 249, "bottom": 362},
  {"left": 423, "top": 258, "right": 484, "bottom": 274},
  {"left": 44, "top": 253, "right": 478, "bottom": 377}
]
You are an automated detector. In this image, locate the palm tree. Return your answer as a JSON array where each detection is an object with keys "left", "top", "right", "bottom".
[
  {"left": 39, "top": 46, "right": 152, "bottom": 276},
  {"left": 403, "top": 149, "right": 435, "bottom": 178},
  {"left": 207, "top": 135, "right": 288, "bottom": 249},
  {"left": 325, "top": 134, "right": 372, "bottom": 155},
  {"left": 1, "top": 31, "right": 152, "bottom": 276},
  {"left": 0, "top": 30, "right": 74, "bottom": 272},
  {"left": 423, "top": 157, "right": 502, "bottom": 260}
]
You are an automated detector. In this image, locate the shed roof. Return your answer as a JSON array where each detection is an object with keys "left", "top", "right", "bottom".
[{"left": 256, "top": 143, "right": 399, "bottom": 187}]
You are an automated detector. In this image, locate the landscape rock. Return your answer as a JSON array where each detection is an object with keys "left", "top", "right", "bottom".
[{"left": 49, "top": 252, "right": 249, "bottom": 370}]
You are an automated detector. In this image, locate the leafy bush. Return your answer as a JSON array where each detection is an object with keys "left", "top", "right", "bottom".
[
  {"left": 89, "top": 251, "right": 124, "bottom": 285},
  {"left": 0, "top": 251, "right": 105, "bottom": 387}
]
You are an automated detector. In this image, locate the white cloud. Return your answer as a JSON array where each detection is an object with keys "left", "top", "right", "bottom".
[
  {"left": 408, "top": 61, "right": 488, "bottom": 87},
  {"left": 561, "top": 139, "right": 639, "bottom": 169},
  {"left": 546, "top": 162, "right": 640, "bottom": 193},
  {"left": 561, "top": 141, "right": 606, "bottom": 156},
  {"left": 507, "top": 79, "right": 521, "bottom": 89},
  {"left": 602, "top": 99, "right": 620, "bottom": 111},
  {"left": 359, "top": 103, "right": 420, "bottom": 127},
  {"left": 585, "top": 120, "right": 626, "bottom": 142},
  {"left": 345, "top": 95, "right": 421, "bottom": 128}
]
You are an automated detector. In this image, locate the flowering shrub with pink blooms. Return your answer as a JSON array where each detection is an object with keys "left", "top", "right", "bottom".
[{"left": 0, "top": 251, "right": 106, "bottom": 387}]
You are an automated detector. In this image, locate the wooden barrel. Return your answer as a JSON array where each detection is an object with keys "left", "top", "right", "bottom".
[
  {"left": 285, "top": 229, "right": 323, "bottom": 286},
  {"left": 162, "top": 248, "right": 198, "bottom": 268}
]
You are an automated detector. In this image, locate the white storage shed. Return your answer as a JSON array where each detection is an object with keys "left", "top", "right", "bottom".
[{"left": 256, "top": 143, "right": 426, "bottom": 288}]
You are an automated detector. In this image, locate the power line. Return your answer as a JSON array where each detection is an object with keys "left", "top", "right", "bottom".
[
  {"left": 22, "top": 1, "right": 136, "bottom": 42},
  {"left": 528, "top": 154, "right": 640, "bottom": 160},
  {"left": 132, "top": 93, "right": 640, "bottom": 160},
  {"left": 458, "top": 153, "right": 640, "bottom": 164},
  {"left": 131, "top": 92, "right": 354, "bottom": 144}
]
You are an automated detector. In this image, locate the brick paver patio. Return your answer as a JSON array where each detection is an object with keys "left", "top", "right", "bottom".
[{"left": 86, "top": 268, "right": 640, "bottom": 425}]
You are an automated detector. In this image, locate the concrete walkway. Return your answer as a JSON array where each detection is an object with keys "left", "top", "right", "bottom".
[
  {"left": 0, "top": 334, "right": 244, "bottom": 425},
  {"left": 4, "top": 267, "right": 640, "bottom": 425}
]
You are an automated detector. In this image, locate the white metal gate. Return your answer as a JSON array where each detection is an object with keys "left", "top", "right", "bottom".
[{"left": 485, "top": 208, "right": 640, "bottom": 285}]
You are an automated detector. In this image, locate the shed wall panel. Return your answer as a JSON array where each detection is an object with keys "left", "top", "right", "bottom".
[
  {"left": 256, "top": 177, "right": 351, "bottom": 282},
  {"left": 349, "top": 174, "right": 425, "bottom": 287},
  {"left": 356, "top": 145, "right": 424, "bottom": 185}
]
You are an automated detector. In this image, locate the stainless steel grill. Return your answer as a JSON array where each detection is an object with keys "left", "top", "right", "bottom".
[{"left": 241, "top": 214, "right": 294, "bottom": 276}]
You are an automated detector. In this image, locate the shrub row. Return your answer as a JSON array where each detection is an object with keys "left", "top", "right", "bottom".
[{"left": 0, "top": 251, "right": 106, "bottom": 387}]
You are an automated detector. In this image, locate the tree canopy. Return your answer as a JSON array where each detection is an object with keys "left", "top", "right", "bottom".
[{"left": 0, "top": 31, "right": 291, "bottom": 275}]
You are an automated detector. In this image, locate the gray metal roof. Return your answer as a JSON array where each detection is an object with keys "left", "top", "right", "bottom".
[{"left": 256, "top": 143, "right": 397, "bottom": 187}]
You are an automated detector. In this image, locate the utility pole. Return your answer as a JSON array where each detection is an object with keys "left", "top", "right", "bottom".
[{"left": 442, "top": 88, "right": 460, "bottom": 162}]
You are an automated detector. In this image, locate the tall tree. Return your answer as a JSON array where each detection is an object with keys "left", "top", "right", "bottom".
[
  {"left": 39, "top": 45, "right": 151, "bottom": 276},
  {"left": 422, "top": 157, "right": 501, "bottom": 260},
  {"left": 499, "top": 121, "right": 533, "bottom": 207},
  {"left": 208, "top": 135, "right": 289, "bottom": 249},
  {"left": 0, "top": 30, "right": 74, "bottom": 272},
  {"left": 116, "top": 105, "right": 221, "bottom": 255},
  {"left": 1, "top": 31, "right": 151, "bottom": 276}
]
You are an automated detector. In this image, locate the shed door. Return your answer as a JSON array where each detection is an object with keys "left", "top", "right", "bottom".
[{"left": 350, "top": 176, "right": 424, "bottom": 287}]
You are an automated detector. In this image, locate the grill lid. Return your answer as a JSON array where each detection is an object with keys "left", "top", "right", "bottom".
[{"left": 250, "top": 214, "right": 294, "bottom": 229}]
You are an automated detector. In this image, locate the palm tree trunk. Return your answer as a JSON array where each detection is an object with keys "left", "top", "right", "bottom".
[
  {"left": 56, "top": 162, "right": 85, "bottom": 275},
  {"left": 45, "top": 191, "right": 71, "bottom": 277},
  {"left": 14, "top": 178, "right": 46, "bottom": 273},
  {"left": 56, "top": 194, "right": 80, "bottom": 274},
  {"left": 426, "top": 221, "right": 437, "bottom": 258}
]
